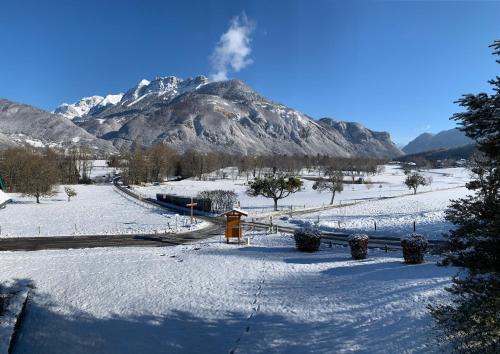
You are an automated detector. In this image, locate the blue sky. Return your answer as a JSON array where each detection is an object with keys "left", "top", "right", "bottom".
[{"left": 0, "top": 0, "right": 499, "bottom": 145}]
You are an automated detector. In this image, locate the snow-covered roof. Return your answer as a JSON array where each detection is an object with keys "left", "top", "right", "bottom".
[{"left": 223, "top": 208, "right": 248, "bottom": 216}]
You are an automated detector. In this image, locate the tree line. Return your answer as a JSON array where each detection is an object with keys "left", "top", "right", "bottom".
[
  {"left": 0, "top": 146, "right": 97, "bottom": 203},
  {"left": 115, "top": 145, "right": 387, "bottom": 185}
]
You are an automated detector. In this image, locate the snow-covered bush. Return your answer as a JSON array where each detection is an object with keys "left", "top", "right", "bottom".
[
  {"left": 197, "top": 190, "right": 238, "bottom": 213},
  {"left": 293, "top": 227, "right": 322, "bottom": 252},
  {"left": 348, "top": 234, "right": 369, "bottom": 260},
  {"left": 400, "top": 233, "right": 428, "bottom": 264}
]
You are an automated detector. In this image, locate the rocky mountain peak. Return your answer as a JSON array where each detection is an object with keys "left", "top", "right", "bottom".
[{"left": 49, "top": 75, "right": 403, "bottom": 158}]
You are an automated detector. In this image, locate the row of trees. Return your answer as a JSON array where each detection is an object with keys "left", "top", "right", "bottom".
[
  {"left": 117, "top": 144, "right": 386, "bottom": 185},
  {"left": 0, "top": 147, "right": 91, "bottom": 203},
  {"left": 0, "top": 147, "right": 59, "bottom": 203}
]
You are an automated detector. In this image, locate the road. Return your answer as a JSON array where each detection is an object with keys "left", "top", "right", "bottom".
[
  {"left": 0, "top": 222, "right": 223, "bottom": 252},
  {"left": 0, "top": 181, "right": 448, "bottom": 252},
  {"left": 0, "top": 183, "right": 223, "bottom": 252}
]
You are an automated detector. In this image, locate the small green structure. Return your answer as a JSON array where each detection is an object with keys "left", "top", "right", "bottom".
[{"left": 0, "top": 176, "right": 5, "bottom": 190}]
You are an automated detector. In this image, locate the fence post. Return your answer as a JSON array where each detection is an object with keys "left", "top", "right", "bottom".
[
  {"left": 374, "top": 221, "right": 377, "bottom": 231},
  {"left": 413, "top": 221, "right": 416, "bottom": 232}
]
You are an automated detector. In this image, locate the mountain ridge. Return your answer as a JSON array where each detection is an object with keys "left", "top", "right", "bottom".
[
  {"left": 0, "top": 98, "right": 118, "bottom": 154},
  {"left": 54, "top": 76, "right": 403, "bottom": 158},
  {"left": 403, "top": 128, "right": 473, "bottom": 154}
]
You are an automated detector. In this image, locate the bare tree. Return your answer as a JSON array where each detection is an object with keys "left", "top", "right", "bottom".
[
  {"left": 148, "top": 143, "right": 176, "bottom": 182},
  {"left": 21, "top": 150, "right": 59, "bottom": 203},
  {"left": 312, "top": 169, "right": 344, "bottom": 204},
  {"left": 64, "top": 186, "right": 77, "bottom": 201},
  {"left": 75, "top": 147, "right": 94, "bottom": 184}
]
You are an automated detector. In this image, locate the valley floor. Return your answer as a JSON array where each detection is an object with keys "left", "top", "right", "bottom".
[
  {"left": 1, "top": 233, "right": 454, "bottom": 354},
  {"left": 0, "top": 185, "right": 205, "bottom": 237},
  {"left": 280, "top": 186, "right": 470, "bottom": 239},
  {"left": 136, "top": 165, "right": 471, "bottom": 239}
]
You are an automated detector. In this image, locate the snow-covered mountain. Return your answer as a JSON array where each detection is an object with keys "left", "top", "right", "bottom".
[
  {"left": 55, "top": 76, "right": 402, "bottom": 158},
  {"left": 403, "top": 128, "right": 473, "bottom": 154},
  {"left": 55, "top": 94, "right": 124, "bottom": 121},
  {"left": 0, "top": 99, "right": 117, "bottom": 153}
]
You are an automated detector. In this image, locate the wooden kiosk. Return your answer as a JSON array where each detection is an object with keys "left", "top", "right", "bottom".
[{"left": 223, "top": 208, "right": 248, "bottom": 243}]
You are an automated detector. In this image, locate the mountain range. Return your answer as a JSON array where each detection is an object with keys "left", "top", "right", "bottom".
[
  {"left": 0, "top": 76, "right": 403, "bottom": 158},
  {"left": 402, "top": 128, "right": 473, "bottom": 155},
  {"left": 0, "top": 99, "right": 116, "bottom": 154}
]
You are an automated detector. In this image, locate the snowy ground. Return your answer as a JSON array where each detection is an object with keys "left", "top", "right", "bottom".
[
  {"left": 0, "top": 233, "right": 454, "bottom": 353},
  {"left": 281, "top": 187, "right": 471, "bottom": 239},
  {"left": 0, "top": 185, "right": 206, "bottom": 237},
  {"left": 134, "top": 165, "right": 471, "bottom": 239},
  {"left": 87, "top": 159, "right": 119, "bottom": 180},
  {"left": 0, "top": 190, "right": 10, "bottom": 206},
  {"left": 135, "top": 165, "right": 470, "bottom": 214}
]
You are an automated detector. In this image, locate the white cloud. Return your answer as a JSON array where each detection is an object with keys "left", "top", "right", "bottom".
[{"left": 210, "top": 13, "right": 255, "bottom": 81}]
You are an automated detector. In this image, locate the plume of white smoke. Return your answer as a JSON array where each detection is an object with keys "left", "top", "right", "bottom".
[{"left": 210, "top": 13, "right": 255, "bottom": 81}]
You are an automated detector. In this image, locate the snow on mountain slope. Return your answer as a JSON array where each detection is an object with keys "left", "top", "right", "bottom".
[
  {"left": 121, "top": 76, "right": 209, "bottom": 107},
  {"left": 55, "top": 94, "right": 124, "bottom": 121},
  {"left": 62, "top": 76, "right": 402, "bottom": 158},
  {"left": 0, "top": 98, "right": 117, "bottom": 153},
  {"left": 54, "top": 96, "right": 104, "bottom": 120}
]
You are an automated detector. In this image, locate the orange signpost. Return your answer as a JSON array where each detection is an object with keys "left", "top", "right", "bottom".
[
  {"left": 223, "top": 208, "right": 248, "bottom": 244},
  {"left": 186, "top": 197, "right": 198, "bottom": 225}
]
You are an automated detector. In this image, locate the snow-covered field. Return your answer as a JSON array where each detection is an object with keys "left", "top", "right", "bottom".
[
  {"left": 283, "top": 187, "right": 470, "bottom": 239},
  {"left": 135, "top": 165, "right": 470, "bottom": 213},
  {"left": 0, "top": 185, "right": 206, "bottom": 237},
  {"left": 134, "top": 165, "right": 470, "bottom": 239},
  {"left": 0, "top": 233, "right": 454, "bottom": 353},
  {"left": 87, "top": 159, "right": 119, "bottom": 179}
]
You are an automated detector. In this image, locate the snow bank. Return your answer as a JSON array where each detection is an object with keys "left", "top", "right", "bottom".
[
  {"left": 0, "top": 191, "right": 11, "bottom": 206},
  {"left": 0, "top": 280, "right": 31, "bottom": 353}
]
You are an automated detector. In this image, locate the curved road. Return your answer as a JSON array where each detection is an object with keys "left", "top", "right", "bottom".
[
  {"left": 0, "top": 223, "right": 223, "bottom": 252},
  {"left": 0, "top": 183, "right": 223, "bottom": 252},
  {"left": 0, "top": 181, "right": 448, "bottom": 252}
]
